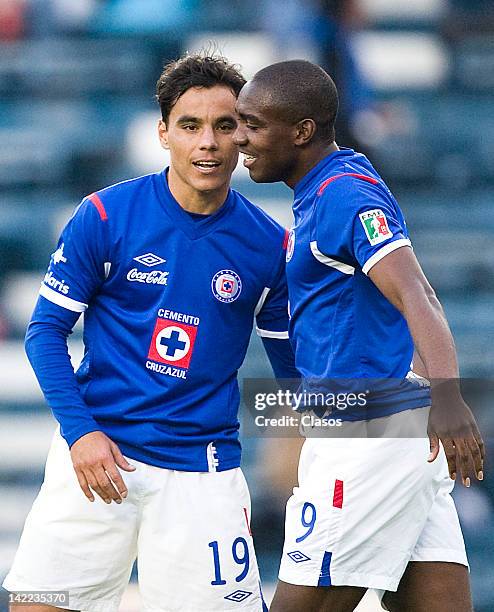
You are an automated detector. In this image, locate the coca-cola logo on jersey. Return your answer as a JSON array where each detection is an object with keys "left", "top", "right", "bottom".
[{"left": 126, "top": 268, "right": 169, "bottom": 285}]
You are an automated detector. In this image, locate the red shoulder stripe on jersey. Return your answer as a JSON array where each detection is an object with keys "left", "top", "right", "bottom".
[
  {"left": 333, "top": 479, "right": 344, "bottom": 509},
  {"left": 88, "top": 192, "right": 108, "bottom": 221},
  {"left": 282, "top": 228, "right": 290, "bottom": 250},
  {"left": 317, "top": 172, "right": 379, "bottom": 196}
]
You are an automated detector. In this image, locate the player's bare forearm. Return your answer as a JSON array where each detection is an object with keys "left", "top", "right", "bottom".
[
  {"left": 70, "top": 431, "right": 136, "bottom": 504},
  {"left": 369, "top": 248, "right": 457, "bottom": 378},
  {"left": 398, "top": 294, "right": 484, "bottom": 485},
  {"left": 368, "top": 246, "right": 484, "bottom": 485},
  {"left": 401, "top": 287, "right": 459, "bottom": 380}
]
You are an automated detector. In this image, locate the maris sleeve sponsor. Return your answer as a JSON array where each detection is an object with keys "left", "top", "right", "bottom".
[{"left": 43, "top": 271, "right": 70, "bottom": 295}]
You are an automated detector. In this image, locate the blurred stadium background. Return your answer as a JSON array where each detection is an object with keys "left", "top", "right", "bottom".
[{"left": 0, "top": 0, "right": 493, "bottom": 610}]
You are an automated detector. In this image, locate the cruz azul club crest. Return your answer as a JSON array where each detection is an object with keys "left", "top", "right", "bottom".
[
  {"left": 359, "top": 209, "right": 393, "bottom": 246},
  {"left": 211, "top": 269, "right": 242, "bottom": 303}
]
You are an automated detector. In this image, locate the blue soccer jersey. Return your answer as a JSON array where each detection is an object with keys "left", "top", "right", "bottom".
[
  {"left": 286, "top": 148, "right": 430, "bottom": 418},
  {"left": 27, "top": 169, "right": 294, "bottom": 471}
]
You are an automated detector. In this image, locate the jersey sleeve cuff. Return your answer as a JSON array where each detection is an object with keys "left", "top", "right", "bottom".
[
  {"left": 256, "top": 326, "right": 289, "bottom": 339},
  {"left": 39, "top": 284, "right": 88, "bottom": 313},
  {"left": 361, "top": 238, "right": 412, "bottom": 275},
  {"left": 61, "top": 421, "right": 103, "bottom": 448}
]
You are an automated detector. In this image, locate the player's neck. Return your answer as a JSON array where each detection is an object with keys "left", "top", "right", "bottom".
[
  {"left": 286, "top": 142, "right": 340, "bottom": 189},
  {"left": 167, "top": 169, "right": 230, "bottom": 215}
]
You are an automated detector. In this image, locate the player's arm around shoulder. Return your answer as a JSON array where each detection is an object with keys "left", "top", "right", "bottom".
[{"left": 367, "top": 246, "right": 484, "bottom": 487}]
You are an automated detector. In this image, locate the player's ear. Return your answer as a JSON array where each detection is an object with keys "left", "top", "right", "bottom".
[
  {"left": 158, "top": 119, "right": 169, "bottom": 150},
  {"left": 294, "top": 119, "right": 316, "bottom": 146}
]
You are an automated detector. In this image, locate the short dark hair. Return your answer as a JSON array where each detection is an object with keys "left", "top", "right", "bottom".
[
  {"left": 252, "top": 60, "right": 339, "bottom": 143},
  {"left": 156, "top": 53, "right": 246, "bottom": 124}
]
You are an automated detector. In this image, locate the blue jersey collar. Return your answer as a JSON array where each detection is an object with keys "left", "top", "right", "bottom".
[
  {"left": 294, "top": 148, "right": 355, "bottom": 197},
  {"left": 154, "top": 168, "right": 235, "bottom": 240}
]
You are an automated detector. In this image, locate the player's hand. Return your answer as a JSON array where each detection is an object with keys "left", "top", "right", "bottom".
[
  {"left": 427, "top": 382, "right": 484, "bottom": 487},
  {"left": 70, "top": 431, "right": 136, "bottom": 504}
]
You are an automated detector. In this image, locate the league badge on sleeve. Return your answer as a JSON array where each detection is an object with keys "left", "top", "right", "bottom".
[
  {"left": 359, "top": 209, "right": 393, "bottom": 246},
  {"left": 211, "top": 270, "right": 242, "bottom": 303}
]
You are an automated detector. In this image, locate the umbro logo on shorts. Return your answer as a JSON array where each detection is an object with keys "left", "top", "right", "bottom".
[
  {"left": 224, "top": 590, "right": 253, "bottom": 603},
  {"left": 287, "top": 550, "right": 311, "bottom": 563}
]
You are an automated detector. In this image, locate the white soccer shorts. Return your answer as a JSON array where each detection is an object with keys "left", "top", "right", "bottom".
[
  {"left": 3, "top": 430, "right": 266, "bottom": 612},
  {"left": 278, "top": 408, "right": 468, "bottom": 593}
]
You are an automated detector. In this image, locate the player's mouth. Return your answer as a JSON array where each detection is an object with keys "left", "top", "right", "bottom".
[
  {"left": 192, "top": 159, "right": 222, "bottom": 174},
  {"left": 241, "top": 152, "right": 257, "bottom": 168}
]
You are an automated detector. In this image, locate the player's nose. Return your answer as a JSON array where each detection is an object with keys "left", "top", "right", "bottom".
[
  {"left": 199, "top": 126, "right": 219, "bottom": 150},
  {"left": 232, "top": 125, "right": 247, "bottom": 146}
]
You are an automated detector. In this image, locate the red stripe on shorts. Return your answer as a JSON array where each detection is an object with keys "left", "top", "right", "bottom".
[
  {"left": 243, "top": 507, "right": 252, "bottom": 536},
  {"left": 88, "top": 192, "right": 108, "bottom": 221},
  {"left": 333, "top": 479, "right": 344, "bottom": 509},
  {"left": 317, "top": 173, "right": 379, "bottom": 196}
]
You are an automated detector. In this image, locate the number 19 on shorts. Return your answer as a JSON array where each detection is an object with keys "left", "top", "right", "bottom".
[{"left": 208, "top": 538, "right": 250, "bottom": 585}]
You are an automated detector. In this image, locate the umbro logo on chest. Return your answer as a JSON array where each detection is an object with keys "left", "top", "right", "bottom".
[{"left": 127, "top": 252, "right": 169, "bottom": 286}]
